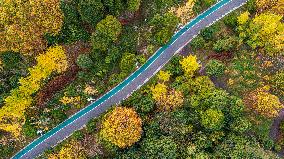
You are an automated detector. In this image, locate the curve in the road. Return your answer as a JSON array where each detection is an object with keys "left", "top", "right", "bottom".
[{"left": 13, "top": 0, "right": 248, "bottom": 158}]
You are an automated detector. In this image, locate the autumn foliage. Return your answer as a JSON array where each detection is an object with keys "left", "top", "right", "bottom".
[
  {"left": 151, "top": 83, "right": 184, "bottom": 111},
  {"left": 100, "top": 107, "right": 142, "bottom": 148},
  {"left": 244, "top": 87, "right": 284, "bottom": 118},
  {"left": 0, "top": 0, "right": 63, "bottom": 54},
  {"left": 238, "top": 12, "right": 284, "bottom": 55},
  {"left": 180, "top": 55, "right": 201, "bottom": 77},
  {"left": 0, "top": 46, "right": 68, "bottom": 137},
  {"left": 48, "top": 140, "right": 86, "bottom": 159}
]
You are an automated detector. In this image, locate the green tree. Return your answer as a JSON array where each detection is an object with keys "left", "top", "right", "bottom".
[
  {"left": 103, "top": 0, "right": 123, "bottom": 15},
  {"left": 149, "top": 13, "right": 179, "bottom": 45},
  {"left": 78, "top": 0, "right": 104, "bottom": 26},
  {"left": 142, "top": 136, "right": 178, "bottom": 159},
  {"left": 127, "top": 0, "right": 141, "bottom": 11},
  {"left": 205, "top": 60, "right": 225, "bottom": 77},
  {"left": 76, "top": 54, "right": 94, "bottom": 69},
  {"left": 213, "top": 36, "right": 238, "bottom": 52},
  {"left": 201, "top": 108, "right": 224, "bottom": 130},
  {"left": 120, "top": 53, "right": 136, "bottom": 73},
  {"left": 190, "top": 36, "right": 205, "bottom": 51},
  {"left": 91, "top": 15, "right": 122, "bottom": 51}
]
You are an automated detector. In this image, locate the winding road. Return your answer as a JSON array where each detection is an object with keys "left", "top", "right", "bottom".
[{"left": 12, "top": 0, "right": 248, "bottom": 158}]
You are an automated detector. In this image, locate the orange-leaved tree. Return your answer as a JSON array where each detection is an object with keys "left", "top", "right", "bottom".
[
  {"left": 0, "top": 0, "right": 63, "bottom": 55},
  {"left": 100, "top": 107, "right": 142, "bottom": 148}
]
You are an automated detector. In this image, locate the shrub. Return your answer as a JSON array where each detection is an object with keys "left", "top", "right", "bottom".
[
  {"left": 205, "top": 60, "right": 225, "bottom": 77},
  {"left": 142, "top": 136, "right": 178, "bottom": 159},
  {"left": 100, "top": 107, "right": 142, "bottom": 148},
  {"left": 76, "top": 54, "right": 94, "bottom": 69},
  {"left": 201, "top": 109, "right": 224, "bottom": 130},
  {"left": 78, "top": 0, "right": 104, "bottom": 26}
]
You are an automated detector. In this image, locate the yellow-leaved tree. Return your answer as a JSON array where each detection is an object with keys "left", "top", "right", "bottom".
[
  {"left": 0, "top": 46, "right": 68, "bottom": 137},
  {"left": 151, "top": 83, "right": 184, "bottom": 111},
  {"left": 100, "top": 107, "right": 142, "bottom": 148},
  {"left": 180, "top": 55, "right": 201, "bottom": 77},
  {"left": 238, "top": 12, "right": 284, "bottom": 56},
  {"left": 157, "top": 70, "right": 171, "bottom": 82},
  {"left": 48, "top": 140, "right": 87, "bottom": 159},
  {"left": 0, "top": 0, "right": 63, "bottom": 54},
  {"left": 244, "top": 86, "right": 284, "bottom": 118}
]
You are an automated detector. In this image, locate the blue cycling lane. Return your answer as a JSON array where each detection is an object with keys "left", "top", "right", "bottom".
[{"left": 13, "top": 0, "right": 235, "bottom": 158}]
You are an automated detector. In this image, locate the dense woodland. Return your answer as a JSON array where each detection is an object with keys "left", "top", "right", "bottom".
[{"left": 0, "top": 0, "right": 284, "bottom": 158}]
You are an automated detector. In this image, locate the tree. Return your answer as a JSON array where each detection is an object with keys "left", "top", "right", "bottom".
[
  {"left": 76, "top": 54, "right": 94, "bottom": 69},
  {"left": 91, "top": 15, "right": 122, "bottom": 51},
  {"left": 103, "top": 0, "right": 123, "bottom": 15},
  {"left": 269, "top": 70, "right": 284, "bottom": 99},
  {"left": 213, "top": 36, "right": 238, "bottom": 52},
  {"left": 201, "top": 108, "right": 224, "bottom": 130},
  {"left": 190, "top": 36, "right": 205, "bottom": 51},
  {"left": 0, "top": 46, "right": 68, "bottom": 137},
  {"left": 244, "top": 87, "right": 284, "bottom": 118},
  {"left": 256, "top": 0, "right": 284, "bottom": 14},
  {"left": 48, "top": 140, "right": 87, "bottom": 159},
  {"left": 142, "top": 136, "right": 178, "bottom": 159},
  {"left": 127, "top": 0, "right": 141, "bottom": 11},
  {"left": 119, "top": 53, "right": 136, "bottom": 73},
  {"left": 238, "top": 12, "right": 284, "bottom": 55},
  {"left": 151, "top": 83, "right": 184, "bottom": 111},
  {"left": 180, "top": 55, "right": 201, "bottom": 77},
  {"left": 205, "top": 60, "right": 225, "bottom": 77},
  {"left": 157, "top": 70, "right": 171, "bottom": 82},
  {"left": 0, "top": 0, "right": 63, "bottom": 55},
  {"left": 149, "top": 13, "right": 179, "bottom": 45},
  {"left": 100, "top": 107, "right": 142, "bottom": 148},
  {"left": 78, "top": 0, "right": 104, "bottom": 26}
]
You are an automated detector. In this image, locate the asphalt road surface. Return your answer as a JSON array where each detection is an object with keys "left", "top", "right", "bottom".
[{"left": 12, "top": 0, "right": 248, "bottom": 158}]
